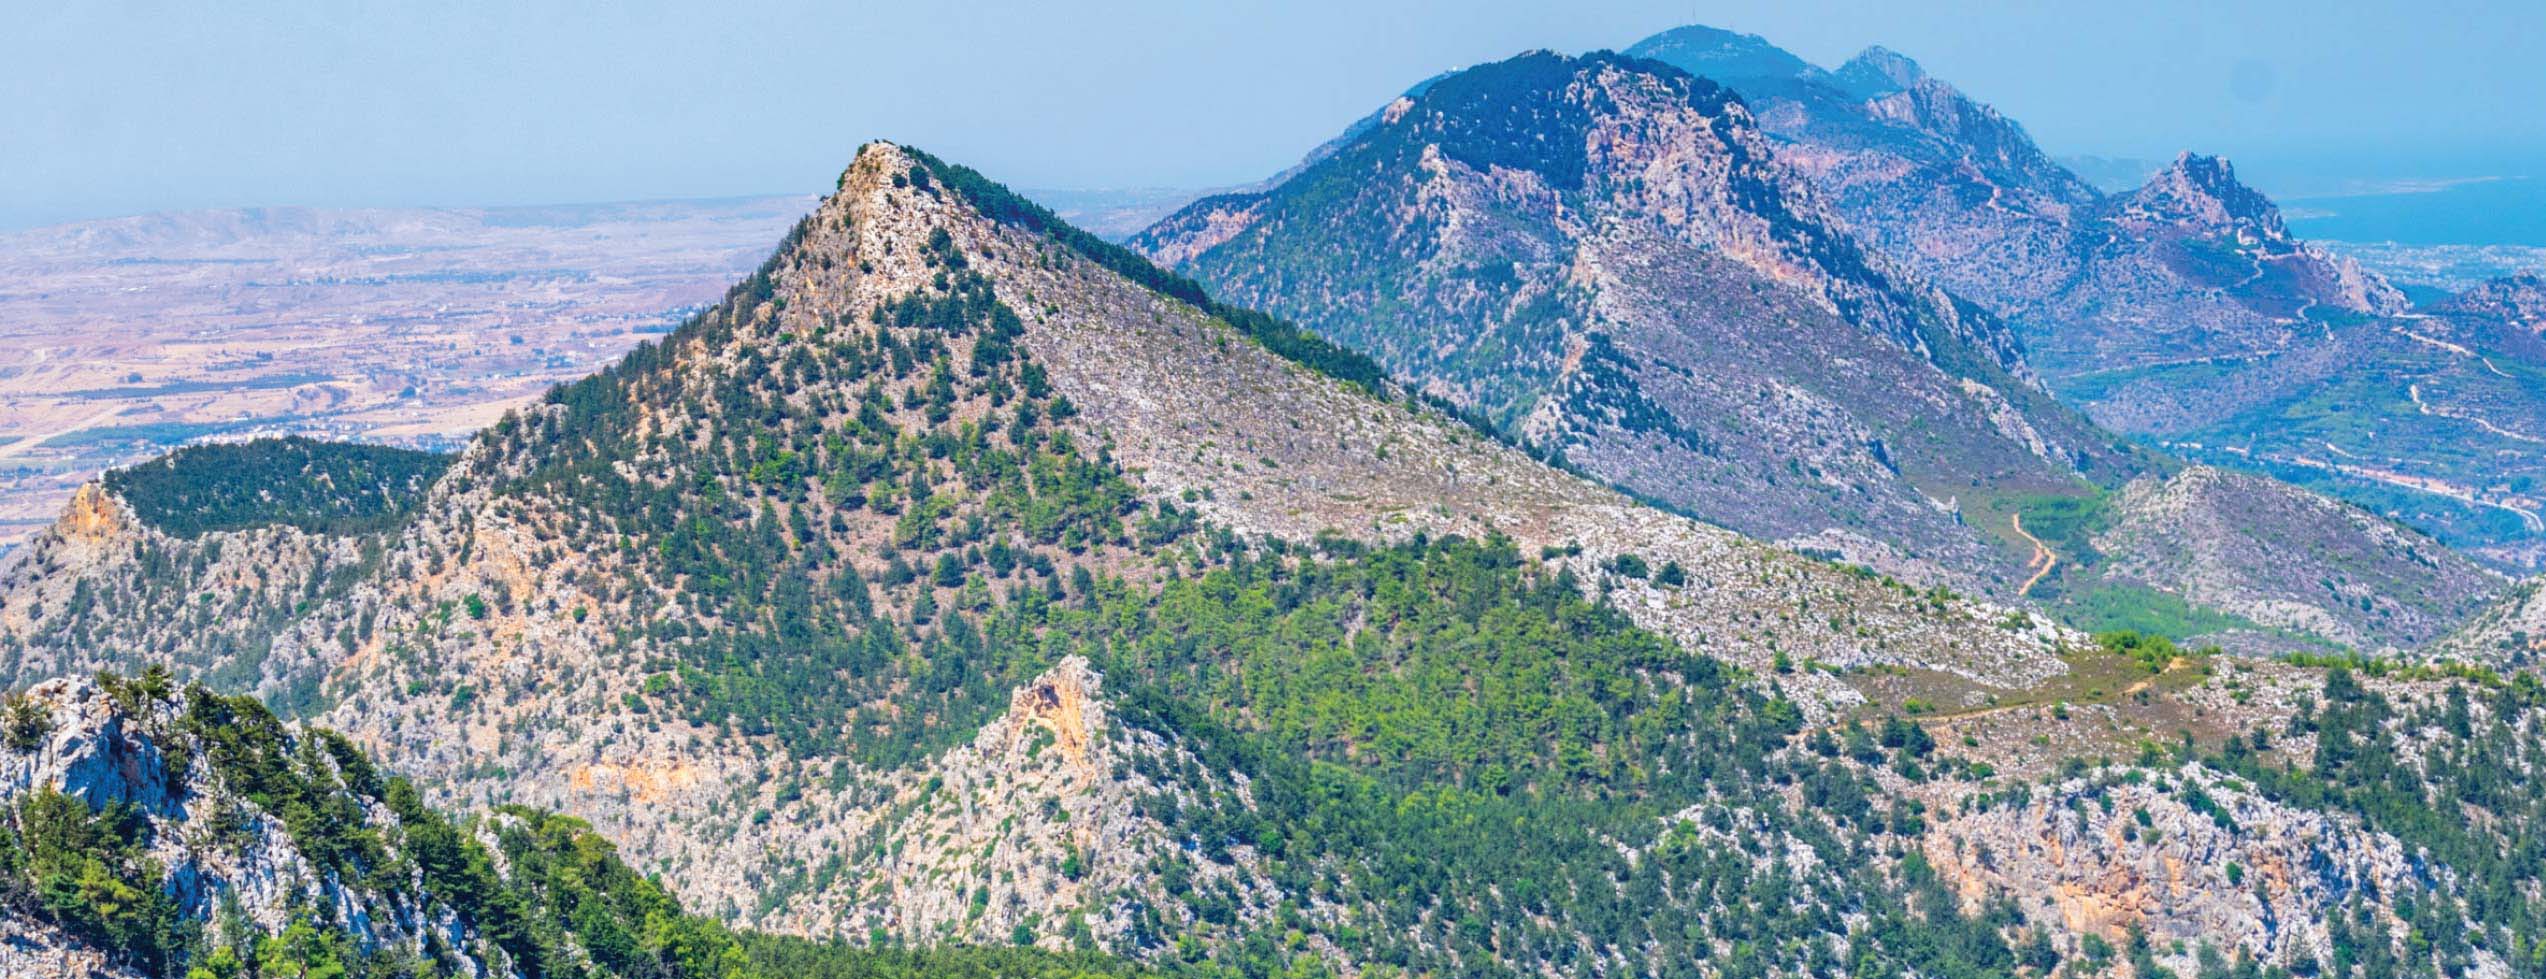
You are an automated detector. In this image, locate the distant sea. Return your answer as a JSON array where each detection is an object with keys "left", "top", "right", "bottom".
[{"left": 2285, "top": 176, "right": 2546, "bottom": 247}]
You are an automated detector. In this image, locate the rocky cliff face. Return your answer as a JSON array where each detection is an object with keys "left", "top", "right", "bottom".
[
  {"left": 0, "top": 915, "right": 147, "bottom": 979},
  {"left": 0, "top": 678, "right": 407, "bottom": 955},
  {"left": 1135, "top": 51, "right": 2140, "bottom": 593},
  {"left": 1927, "top": 764, "right": 2496, "bottom": 976},
  {"left": 0, "top": 675, "right": 662, "bottom": 979}
]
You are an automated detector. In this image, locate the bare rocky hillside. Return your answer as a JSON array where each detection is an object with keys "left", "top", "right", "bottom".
[
  {"left": 1623, "top": 25, "right": 2546, "bottom": 563},
  {"left": 2092, "top": 466, "right": 2506, "bottom": 652},
  {"left": 1134, "top": 51, "right": 2144, "bottom": 594}
]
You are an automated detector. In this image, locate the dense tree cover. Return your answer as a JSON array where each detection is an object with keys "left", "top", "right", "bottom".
[
  {"left": 103, "top": 436, "right": 453, "bottom": 538},
  {"left": 741, "top": 934, "right": 1185, "bottom": 979},
  {"left": 0, "top": 787, "right": 185, "bottom": 972},
  {"left": 737, "top": 531, "right": 2022, "bottom": 977},
  {"left": 1075, "top": 534, "right": 1740, "bottom": 793},
  {"left": 2203, "top": 668, "right": 2546, "bottom": 977},
  {"left": 483, "top": 807, "right": 758, "bottom": 979}
]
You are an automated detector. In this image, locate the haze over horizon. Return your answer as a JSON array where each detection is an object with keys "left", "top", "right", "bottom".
[{"left": 6, "top": 0, "right": 2542, "bottom": 229}]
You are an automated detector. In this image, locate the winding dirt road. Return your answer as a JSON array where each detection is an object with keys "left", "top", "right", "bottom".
[{"left": 2012, "top": 512, "right": 2056, "bottom": 597}]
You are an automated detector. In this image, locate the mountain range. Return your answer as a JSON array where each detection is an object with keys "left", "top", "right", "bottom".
[
  {"left": 1136, "top": 51, "right": 2122, "bottom": 592},
  {"left": 0, "top": 21, "right": 2543, "bottom": 979},
  {"left": 1132, "top": 48, "right": 2510, "bottom": 655},
  {"left": 1619, "top": 27, "right": 2405, "bottom": 374},
  {"left": 1614, "top": 26, "right": 2546, "bottom": 564}
]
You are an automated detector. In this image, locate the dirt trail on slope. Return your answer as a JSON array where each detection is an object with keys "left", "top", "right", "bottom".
[
  {"left": 1906, "top": 657, "right": 2195, "bottom": 733},
  {"left": 2012, "top": 512, "right": 2056, "bottom": 597}
]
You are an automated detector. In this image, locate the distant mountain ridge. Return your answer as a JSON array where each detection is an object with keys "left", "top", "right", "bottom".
[
  {"left": 1624, "top": 27, "right": 2403, "bottom": 373},
  {"left": 1622, "top": 24, "right": 2546, "bottom": 562},
  {"left": 1130, "top": 48, "right": 2509, "bottom": 651},
  {"left": 1136, "top": 50, "right": 2134, "bottom": 592}
]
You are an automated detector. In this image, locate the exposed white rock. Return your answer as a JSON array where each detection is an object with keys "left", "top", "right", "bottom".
[{"left": 1928, "top": 764, "right": 2505, "bottom": 977}]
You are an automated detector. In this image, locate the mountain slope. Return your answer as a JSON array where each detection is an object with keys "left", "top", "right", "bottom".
[
  {"left": 1623, "top": 27, "right": 2404, "bottom": 381},
  {"left": 0, "top": 669, "right": 1191, "bottom": 979},
  {"left": 3, "top": 142, "right": 2541, "bottom": 977},
  {"left": 1626, "top": 30, "right": 2106, "bottom": 320},
  {"left": 1126, "top": 49, "right": 2504, "bottom": 649},
  {"left": 1609, "top": 27, "right": 2546, "bottom": 562},
  {"left": 2089, "top": 271, "right": 2546, "bottom": 565},
  {"left": 1134, "top": 50, "right": 2142, "bottom": 592},
  {"left": 0, "top": 671, "right": 756, "bottom": 979},
  {"left": 0, "top": 142, "right": 2087, "bottom": 971},
  {"left": 2090, "top": 466, "right": 2505, "bottom": 651},
  {"left": 2048, "top": 153, "right": 2408, "bottom": 406}
]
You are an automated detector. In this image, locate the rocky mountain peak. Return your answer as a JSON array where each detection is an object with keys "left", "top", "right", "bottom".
[
  {"left": 1833, "top": 44, "right": 1928, "bottom": 97},
  {"left": 2096, "top": 152, "right": 2408, "bottom": 324},
  {"left": 1621, "top": 24, "right": 1824, "bottom": 83},
  {"left": 1858, "top": 77, "right": 2099, "bottom": 206},
  {"left": 2122, "top": 152, "right": 2291, "bottom": 240},
  {"left": 800, "top": 141, "right": 963, "bottom": 286},
  {"left": 1353, "top": 50, "right": 2032, "bottom": 380},
  {"left": 51, "top": 483, "right": 130, "bottom": 544}
]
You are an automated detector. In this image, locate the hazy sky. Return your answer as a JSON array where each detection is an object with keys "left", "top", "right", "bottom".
[{"left": 6, "top": 0, "right": 2542, "bottom": 227}]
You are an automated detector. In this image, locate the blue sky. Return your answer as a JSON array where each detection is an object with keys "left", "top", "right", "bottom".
[{"left": 5, "top": 0, "right": 2542, "bottom": 227}]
